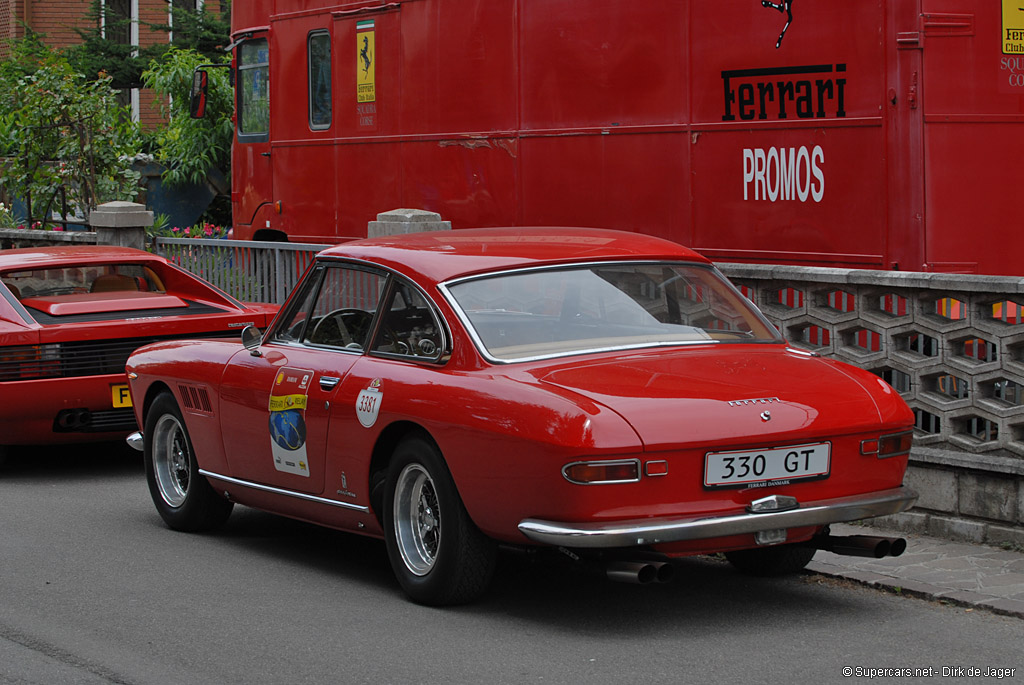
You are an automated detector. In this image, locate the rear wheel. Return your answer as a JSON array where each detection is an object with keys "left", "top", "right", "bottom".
[
  {"left": 144, "top": 392, "right": 232, "bottom": 531},
  {"left": 383, "top": 435, "right": 496, "bottom": 605},
  {"left": 725, "top": 543, "right": 816, "bottom": 576}
]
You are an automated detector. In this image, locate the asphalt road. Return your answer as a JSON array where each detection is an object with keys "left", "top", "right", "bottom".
[{"left": 1, "top": 444, "right": 1021, "bottom": 685}]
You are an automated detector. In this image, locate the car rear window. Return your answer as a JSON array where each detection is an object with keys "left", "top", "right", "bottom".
[
  {"left": 444, "top": 262, "right": 782, "bottom": 362},
  {"left": 2, "top": 263, "right": 227, "bottom": 324},
  {"left": 2, "top": 264, "right": 166, "bottom": 299}
]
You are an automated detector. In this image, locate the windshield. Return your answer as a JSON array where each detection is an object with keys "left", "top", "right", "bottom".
[{"left": 445, "top": 262, "right": 781, "bottom": 362}]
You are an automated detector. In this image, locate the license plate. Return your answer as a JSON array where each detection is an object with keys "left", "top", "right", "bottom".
[
  {"left": 111, "top": 384, "right": 133, "bottom": 408},
  {"left": 704, "top": 442, "right": 830, "bottom": 489}
]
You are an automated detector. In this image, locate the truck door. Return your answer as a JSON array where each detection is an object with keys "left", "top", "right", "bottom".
[{"left": 234, "top": 35, "right": 275, "bottom": 239}]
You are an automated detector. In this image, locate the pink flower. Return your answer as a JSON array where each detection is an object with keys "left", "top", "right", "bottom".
[
  {"left": 17, "top": 224, "right": 25, "bottom": 230},
  {"left": 171, "top": 227, "right": 179, "bottom": 233},
  {"left": 204, "top": 226, "right": 213, "bottom": 237},
  {"left": 52, "top": 226, "right": 64, "bottom": 231},
  {"left": 183, "top": 227, "right": 191, "bottom": 236}
]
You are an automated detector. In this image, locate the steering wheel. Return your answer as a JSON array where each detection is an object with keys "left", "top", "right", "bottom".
[{"left": 308, "top": 308, "right": 372, "bottom": 347}]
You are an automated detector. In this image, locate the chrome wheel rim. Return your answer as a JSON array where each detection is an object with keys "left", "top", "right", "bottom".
[
  {"left": 152, "top": 413, "right": 190, "bottom": 508},
  {"left": 393, "top": 463, "right": 440, "bottom": 576}
]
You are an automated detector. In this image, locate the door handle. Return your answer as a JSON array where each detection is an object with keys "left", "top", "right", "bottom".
[
  {"left": 319, "top": 376, "right": 340, "bottom": 391},
  {"left": 261, "top": 151, "right": 271, "bottom": 157}
]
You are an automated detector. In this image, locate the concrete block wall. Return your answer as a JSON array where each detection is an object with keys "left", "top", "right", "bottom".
[{"left": 718, "top": 262, "right": 1024, "bottom": 546}]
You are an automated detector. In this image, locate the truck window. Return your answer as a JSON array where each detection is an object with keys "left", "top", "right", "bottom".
[
  {"left": 238, "top": 38, "right": 270, "bottom": 140},
  {"left": 308, "top": 31, "right": 331, "bottom": 130}
]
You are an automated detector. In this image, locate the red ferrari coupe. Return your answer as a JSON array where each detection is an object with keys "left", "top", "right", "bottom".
[
  {"left": 0, "top": 246, "right": 278, "bottom": 462},
  {"left": 124, "top": 228, "right": 917, "bottom": 605}
]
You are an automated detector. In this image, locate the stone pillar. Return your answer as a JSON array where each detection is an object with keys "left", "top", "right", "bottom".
[
  {"left": 89, "top": 201, "right": 153, "bottom": 251},
  {"left": 367, "top": 208, "right": 451, "bottom": 238}
]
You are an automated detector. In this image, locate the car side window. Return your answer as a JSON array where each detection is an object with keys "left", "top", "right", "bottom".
[
  {"left": 302, "top": 266, "right": 386, "bottom": 349},
  {"left": 370, "top": 282, "right": 443, "bottom": 360}
]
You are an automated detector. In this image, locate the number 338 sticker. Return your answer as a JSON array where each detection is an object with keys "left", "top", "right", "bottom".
[{"left": 356, "top": 378, "right": 382, "bottom": 428}]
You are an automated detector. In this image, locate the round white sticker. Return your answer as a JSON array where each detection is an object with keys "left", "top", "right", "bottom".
[{"left": 356, "top": 380, "right": 382, "bottom": 428}]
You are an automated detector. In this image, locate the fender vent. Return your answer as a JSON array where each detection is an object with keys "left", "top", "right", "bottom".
[{"left": 178, "top": 384, "right": 213, "bottom": 415}]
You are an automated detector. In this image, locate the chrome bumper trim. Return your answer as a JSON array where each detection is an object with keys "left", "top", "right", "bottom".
[
  {"left": 126, "top": 431, "right": 144, "bottom": 452},
  {"left": 199, "top": 469, "right": 370, "bottom": 513},
  {"left": 517, "top": 486, "right": 918, "bottom": 548}
]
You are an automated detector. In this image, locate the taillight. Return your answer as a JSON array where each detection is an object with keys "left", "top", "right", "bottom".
[
  {"left": 878, "top": 430, "right": 913, "bottom": 458},
  {"left": 862, "top": 430, "right": 913, "bottom": 459},
  {"left": 562, "top": 459, "right": 641, "bottom": 485},
  {"left": 0, "top": 344, "right": 61, "bottom": 380}
]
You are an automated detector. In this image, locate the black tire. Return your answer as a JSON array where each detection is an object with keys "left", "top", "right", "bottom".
[
  {"left": 144, "top": 392, "right": 233, "bottom": 531},
  {"left": 725, "top": 543, "right": 816, "bottom": 576},
  {"left": 383, "top": 435, "right": 496, "bottom": 605}
]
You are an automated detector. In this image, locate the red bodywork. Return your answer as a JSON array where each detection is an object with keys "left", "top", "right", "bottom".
[
  {"left": 0, "top": 246, "right": 279, "bottom": 447},
  {"left": 126, "top": 228, "right": 914, "bottom": 558},
  {"left": 229, "top": 1, "right": 1022, "bottom": 276}
]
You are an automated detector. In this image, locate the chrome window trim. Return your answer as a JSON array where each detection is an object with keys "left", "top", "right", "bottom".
[
  {"left": 438, "top": 260, "right": 783, "bottom": 365},
  {"left": 200, "top": 469, "right": 370, "bottom": 513}
]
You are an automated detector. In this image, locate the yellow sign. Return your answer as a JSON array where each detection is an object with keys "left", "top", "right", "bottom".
[
  {"left": 357, "top": 21, "right": 376, "bottom": 102},
  {"left": 1003, "top": 1, "right": 1024, "bottom": 53},
  {"left": 268, "top": 393, "right": 309, "bottom": 412},
  {"left": 111, "top": 384, "right": 133, "bottom": 408}
]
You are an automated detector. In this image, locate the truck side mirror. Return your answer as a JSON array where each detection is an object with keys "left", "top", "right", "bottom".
[{"left": 189, "top": 69, "right": 209, "bottom": 119}]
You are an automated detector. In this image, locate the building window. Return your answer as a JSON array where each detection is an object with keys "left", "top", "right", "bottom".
[
  {"left": 238, "top": 38, "right": 270, "bottom": 139},
  {"left": 308, "top": 31, "right": 332, "bottom": 130}
]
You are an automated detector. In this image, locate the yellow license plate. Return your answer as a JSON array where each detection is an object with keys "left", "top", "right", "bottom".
[{"left": 111, "top": 384, "right": 133, "bottom": 408}]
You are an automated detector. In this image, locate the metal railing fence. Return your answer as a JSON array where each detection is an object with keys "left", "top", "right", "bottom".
[{"left": 153, "top": 237, "right": 332, "bottom": 305}]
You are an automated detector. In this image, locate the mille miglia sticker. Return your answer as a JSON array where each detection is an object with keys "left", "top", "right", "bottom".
[
  {"left": 268, "top": 368, "right": 312, "bottom": 477},
  {"left": 356, "top": 378, "right": 383, "bottom": 428}
]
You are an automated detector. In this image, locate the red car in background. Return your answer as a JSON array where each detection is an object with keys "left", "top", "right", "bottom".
[
  {"left": 0, "top": 246, "right": 278, "bottom": 463},
  {"left": 124, "top": 228, "right": 917, "bottom": 605}
]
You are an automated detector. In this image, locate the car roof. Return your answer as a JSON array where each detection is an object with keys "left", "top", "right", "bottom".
[
  {"left": 318, "top": 227, "right": 710, "bottom": 284},
  {"left": 0, "top": 245, "right": 166, "bottom": 271}
]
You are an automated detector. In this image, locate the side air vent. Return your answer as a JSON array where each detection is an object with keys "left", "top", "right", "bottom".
[{"left": 178, "top": 384, "right": 214, "bottom": 415}]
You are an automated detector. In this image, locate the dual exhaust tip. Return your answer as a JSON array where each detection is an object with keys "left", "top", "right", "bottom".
[
  {"left": 605, "top": 561, "right": 675, "bottom": 585},
  {"left": 815, "top": 534, "right": 908, "bottom": 559},
  {"left": 603, "top": 534, "right": 907, "bottom": 584}
]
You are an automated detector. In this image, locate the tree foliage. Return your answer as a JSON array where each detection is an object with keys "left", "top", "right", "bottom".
[
  {"left": 66, "top": 0, "right": 232, "bottom": 89},
  {"left": 142, "top": 47, "right": 233, "bottom": 188},
  {"left": 0, "top": 37, "right": 142, "bottom": 226}
]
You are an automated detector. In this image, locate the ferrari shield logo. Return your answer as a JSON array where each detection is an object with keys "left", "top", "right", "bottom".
[
  {"left": 268, "top": 368, "right": 312, "bottom": 476},
  {"left": 357, "top": 20, "right": 376, "bottom": 102}
]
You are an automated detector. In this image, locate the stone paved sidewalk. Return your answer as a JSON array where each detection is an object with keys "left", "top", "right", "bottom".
[{"left": 806, "top": 523, "right": 1024, "bottom": 619}]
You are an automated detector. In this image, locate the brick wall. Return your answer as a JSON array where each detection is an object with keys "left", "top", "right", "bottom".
[{"left": 1, "top": 0, "right": 224, "bottom": 126}]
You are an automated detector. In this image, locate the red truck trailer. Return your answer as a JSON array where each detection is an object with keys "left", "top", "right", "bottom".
[{"left": 216, "top": 0, "right": 1024, "bottom": 276}]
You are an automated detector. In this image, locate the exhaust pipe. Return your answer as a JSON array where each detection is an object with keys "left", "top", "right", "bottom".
[
  {"left": 54, "top": 408, "right": 92, "bottom": 432},
  {"left": 815, "top": 534, "right": 907, "bottom": 559},
  {"left": 605, "top": 561, "right": 675, "bottom": 584}
]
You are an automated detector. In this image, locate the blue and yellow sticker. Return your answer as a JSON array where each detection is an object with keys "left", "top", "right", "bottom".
[{"left": 268, "top": 368, "right": 312, "bottom": 477}]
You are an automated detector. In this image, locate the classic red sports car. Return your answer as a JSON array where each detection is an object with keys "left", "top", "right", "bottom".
[
  {"left": 0, "top": 246, "right": 278, "bottom": 462},
  {"left": 124, "top": 228, "right": 917, "bottom": 605}
]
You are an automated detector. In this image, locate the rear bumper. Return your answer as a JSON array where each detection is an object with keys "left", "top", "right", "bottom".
[{"left": 517, "top": 486, "right": 918, "bottom": 548}]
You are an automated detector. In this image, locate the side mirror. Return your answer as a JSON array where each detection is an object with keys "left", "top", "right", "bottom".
[
  {"left": 189, "top": 69, "right": 209, "bottom": 119},
  {"left": 241, "top": 325, "right": 263, "bottom": 355}
]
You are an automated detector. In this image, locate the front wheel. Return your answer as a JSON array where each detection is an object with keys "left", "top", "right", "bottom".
[
  {"left": 383, "top": 435, "right": 496, "bottom": 605},
  {"left": 144, "top": 392, "right": 233, "bottom": 532},
  {"left": 725, "top": 543, "right": 816, "bottom": 576}
]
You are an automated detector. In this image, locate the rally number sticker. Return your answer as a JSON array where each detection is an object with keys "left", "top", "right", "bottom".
[{"left": 356, "top": 378, "right": 383, "bottom": 428}]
